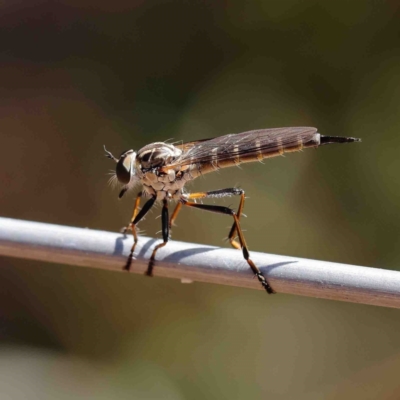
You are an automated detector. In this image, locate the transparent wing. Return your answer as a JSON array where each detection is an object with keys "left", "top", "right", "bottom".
[{"left": 169, "top": 127, "right": 318, "bottom": 168}]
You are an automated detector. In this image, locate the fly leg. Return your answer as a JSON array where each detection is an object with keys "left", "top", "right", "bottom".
[
  {"left": 123, "top": 193, "right": 156, "bottom": 271},
  {"left": 181, "top": 195, "right": 275, "bottom": 294},
  {"left": 169, "top": 202, "right": 183, "bottom": 229},
  {"left": 184, "top": 188, "right": 245, "bottom": 251},
  {"left": 142, "top": 201, "right": 181, "bottom": 273},
  {"left": 142, "top": 201, "right": 181, "bottom": 276},
  {"left": 146, "top": 198, "right": 169, "bottom": 277},
  {"left": 122, "top": 191, "right": 143, "bottom": 235},
  {"left": 168, "top": 188, "right": 241, "bottom": 228}
]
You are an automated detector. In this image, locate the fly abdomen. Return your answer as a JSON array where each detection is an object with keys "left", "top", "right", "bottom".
[{"left": 194, "top": 131, "right": 360, "bottom": 176}]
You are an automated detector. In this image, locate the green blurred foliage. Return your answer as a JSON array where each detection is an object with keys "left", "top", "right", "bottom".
[{"left": 1, "top": 1, "right": 400, "bottom": 399}]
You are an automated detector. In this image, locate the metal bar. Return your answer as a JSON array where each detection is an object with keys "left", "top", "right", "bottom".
[{"left": 0, "top": 216, "right": 399, "bottom": 308}]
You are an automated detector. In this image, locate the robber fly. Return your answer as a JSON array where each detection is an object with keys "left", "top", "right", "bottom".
[{"left": 105, "top": 127, "right": 360, "bottom": 294}]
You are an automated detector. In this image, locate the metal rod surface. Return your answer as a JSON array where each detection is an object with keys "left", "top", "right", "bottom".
[{"left": 0, "top": 217, "right": 399, "bottom": 308}]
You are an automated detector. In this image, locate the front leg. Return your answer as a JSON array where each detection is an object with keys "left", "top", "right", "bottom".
[
  {"left": 122, "top": 191, "right": 143, "bottom": 235},
  {"left": 124, "top": 194, "right": 156, "bottom": 271}
]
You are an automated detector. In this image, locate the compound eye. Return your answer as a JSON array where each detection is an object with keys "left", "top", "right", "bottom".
[{"left": 116, "top": 150, "right": 134, "bottom": 184}]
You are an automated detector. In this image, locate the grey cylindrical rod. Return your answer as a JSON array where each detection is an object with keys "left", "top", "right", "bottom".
[{"left": 0, "top": 217, "right": 399, "bottom": 308}]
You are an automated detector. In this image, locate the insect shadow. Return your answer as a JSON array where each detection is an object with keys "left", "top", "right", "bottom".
[{"left": 112, "top": 233, "right": 158, "bottom": 259}]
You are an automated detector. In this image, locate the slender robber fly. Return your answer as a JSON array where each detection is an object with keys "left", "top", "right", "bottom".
[{"left": 105, "top": 127, "right": 360, "bottom": 294}]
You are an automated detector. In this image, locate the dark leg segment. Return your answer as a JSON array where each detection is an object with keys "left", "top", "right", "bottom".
[
  {"left": 182, "top": 199, "right": 274, "bottom": 294},
  {"left": 146, "top": 198, "right": 169, "bottom": 276},
  {"left": 124, "top": 194, "right": 156, "bottom": 271}
]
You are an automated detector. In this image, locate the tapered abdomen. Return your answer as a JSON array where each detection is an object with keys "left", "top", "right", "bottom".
[{"left": 193, "top": 130, "right": 360, "bottom": 176}]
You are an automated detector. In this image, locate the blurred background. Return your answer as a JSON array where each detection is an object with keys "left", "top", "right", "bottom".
[{"left": 1, "top": 1, "right": 400, "bottom": 399}]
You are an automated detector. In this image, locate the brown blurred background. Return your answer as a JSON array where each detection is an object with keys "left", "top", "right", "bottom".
[{"left": 1, "top": 1, "right": 400, "bottom": 399}]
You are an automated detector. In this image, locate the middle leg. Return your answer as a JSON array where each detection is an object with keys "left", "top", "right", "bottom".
[{"left": 146, "top": 198, "right": 169, "bottom": 277}]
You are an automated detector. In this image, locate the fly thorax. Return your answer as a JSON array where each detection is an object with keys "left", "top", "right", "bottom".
[
  {"left": 136, "top": 143, "right": 182, "bottom": 171},
  {"left": 141, "top": 167, "right": 186, "bottom": 195}
]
